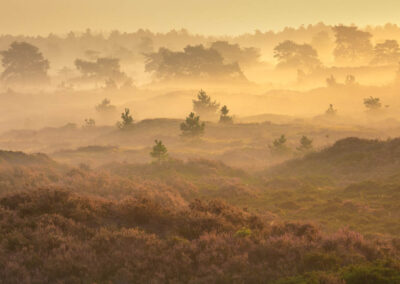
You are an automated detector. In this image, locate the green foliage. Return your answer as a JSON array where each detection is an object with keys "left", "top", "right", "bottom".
[
  {"left": 219, "top": 105, "right": 233, "bottom": 124},
  {"left": 180, "top": 112, "right": 205, "bottom": 137},
  {"left": 117, "top": 108, "right": 134, "bottom": 130},
  {"left": 192, "top": 89, "right": 220, "bottom": 119},
  {"left": 275, "top": 272, "right": 344, "bottom": 284},
  {"left": 341, "top": 262, "right": 400, "bottom": 284},
  {"left": 150, "top": 140, "right": 168, "bottom": 163},
  {"left": 297, "top": 136, "right": 313, "bottom": 152},
  {"left": 234, "top": 227, "right": 252, "bottom": 238}
]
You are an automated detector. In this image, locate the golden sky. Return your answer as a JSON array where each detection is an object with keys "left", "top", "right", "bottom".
[{"left": 0, "top": 0, "right": 399, "bottom": 35}]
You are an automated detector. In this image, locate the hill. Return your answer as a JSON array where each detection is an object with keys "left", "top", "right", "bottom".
[
  {"left": 0, "top": 150, "right": 56, "bottom": 167},
  {"left": 268, "top": 137, "right": 400, "bottom": 184}
]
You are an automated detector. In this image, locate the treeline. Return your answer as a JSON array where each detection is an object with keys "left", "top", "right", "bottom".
[
  {"left": 1, "top": 23, "right": 400, "bottom": 88},
  {"left": 1, "top": 22, "right": 400, "bottom": 65}
]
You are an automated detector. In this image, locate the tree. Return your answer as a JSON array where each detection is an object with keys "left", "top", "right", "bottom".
[
  {"left": 180, "top": 112, "right": 205, "bottom": 137},
  {"left": 75, "top": 57, "right": 126, "bottom": 84},
  {"left": 219, "top": 105, "right": 233, "bottom": 124},
  {"left": 150, "top": 140, "right": 168, "bottom": 164},
  {"left": 95, "top": 98, "right": 116, "bottom": 113},
  {"left": 117, "top": 108, "right": 134, "bottom": 129},
  {"left": 332, "top": 26, "right": 373, "bottom": 65},
  {"left": 297, "top": 136, "right": 313, "bottom": 152},
  {"left": 83, "top": 118, "right": 96, "bottom": 128},
  {"left": 273, "top": 40, "right": 321, "bottom": 72},
  {"left": 192, "top": 90, "right": 220, "bottom": 119},
  {"left": 371, "top": 40, "right": 400, "bottom": 65},
  {"left": 1, "top": 41, "right": 49, "bottom": 85},
  {"left": 270, "top": 135, "right": 289, "bottom": 154},
  {"left": 144, "top": 45, "right": 246, "bottom": 82},
  {"left": 103, "top": 78, "right": 118, "bottom": 90},
  {"left": 325, "top": 104, "right": 337, "bottom": 116},
  {"left": 326, "top": 75, "right": 338, "bottom": 87},
  {"left": 273, "top": 135, "right": 287, "bottom": 148},
  {"left": 311, "top": 31, "right": 334, "bottom": 62},
  {"left": 363, "top": 97, "right": 382, "bottom": 111},
  {"left": 210, "top": 41, "right": 260, "bottom": 66},
  {"left": 345, "top": 74, "right": 356, "bottom": 86}
]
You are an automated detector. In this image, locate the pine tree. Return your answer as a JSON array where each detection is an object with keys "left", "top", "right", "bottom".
[
  {"left": 273, "top": 135, "right": 287, "bottom": 148},
  {"left": 117, "top": 108, "right": 134, "bottom": 129},
  {"left": 180, "top": 112, "right": 205, "bottom": 137},
  {"left": 219, "top": 105, "right": 233, "bottom": 124},
  {"left": 325, "top": 104, "right": 337, "bottom": 116},
  {"left": 270, "top": 134, "right": 289, "bottom": 154},
  {"left": 150, "top": 140, "right": 168, "bottom": 164},
  {"left": 192, "top": 89, "right": 220, "bottom": 119},
  {"left": 297, "top": 136, "right": 313, "bottom": 152}
]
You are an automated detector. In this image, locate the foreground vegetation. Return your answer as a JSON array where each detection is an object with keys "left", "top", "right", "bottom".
[
  {"left": 0, "top": 188, "right": 399, "bottom": 283},
  {"left": 0, "top": 136, "right": 400, "bottom": 282}
]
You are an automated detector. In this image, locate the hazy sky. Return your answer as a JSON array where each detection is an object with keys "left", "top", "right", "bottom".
[{"left": 0, "top": 0, "right": 399, "bottom": 35}]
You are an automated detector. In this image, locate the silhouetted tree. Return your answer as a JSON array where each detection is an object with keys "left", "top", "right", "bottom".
[
  {"left": 297, "top": 136, "right": 313, "bottom": 152},
  {"left": 273, "top": 135, "right": 287, "bottom": 148},
  {"left": 371, "top": 40, "right": 400, "bottom": 65},
  {"left": 144, "top": 45, "right": 246, "bottom": 81},
  {"left": 311, "top": 31, "right": 334, "bottom": 61},
  {"left": 326, "top": 75, "right": 338, "bottom": 87},
  {"left": 138, "top": 37, "right": 154, "bottom": 53},
  {"left": 83, "top": 118, "right": 96, "bottom": 128},
  {"left": 363, "top": 97, "right": 382, "bottom": 111},
  {"left": 325, "top": 104, "right": 337, "bottom": 115},
  {"left": 274, "top": 40, "right": 321, "bottom": 72},
  {"left": 150, "top": 140, "right": 168, "bottom": 164},
  {"left": 345, "top": 74, "right": 356, "bottom": 86},
  {"left": 270, "top": 135, "right": 289, "bottom": 154},
  {"left": 210, "top": 41, "right": 260, "bottom": 66},
  {"left": 180, "top": 112, "right": 205, "bottom": 137},
  {"left": 75, "top": 57, "right": 126, "bottom": 84},
  {"left": 219, "top": 105, "right": 233, "bottom": 124},
  {"left": 333, "top": 26, "right": 373, "bottom": 65},
  {"left": 192, "top": 90, "right": 220, "bottom": 119},
  {"left": 103, "top": 78, "right": 118, "bottom": 90},
  {"left": 1, "top": 42, "right": 49, "bottom": 85},
  {"left": 117, "top": 108, "right": 134, "bottom": 129},
  {"left": 96, "top": 98, "right": 116, "bottom": 113}
]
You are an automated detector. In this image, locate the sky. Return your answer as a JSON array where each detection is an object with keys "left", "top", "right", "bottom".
[{"left": 0, "top": 0, "right": 399, "bottom": 35}]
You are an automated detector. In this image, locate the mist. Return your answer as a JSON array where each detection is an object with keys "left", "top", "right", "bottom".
[{"left": 0, "top": 2, "right": 400, "bottom": 283}]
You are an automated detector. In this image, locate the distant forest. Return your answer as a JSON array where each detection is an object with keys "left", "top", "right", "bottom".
[{"left": 1, "top": 22, "right": 400, "bottom": 76}]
